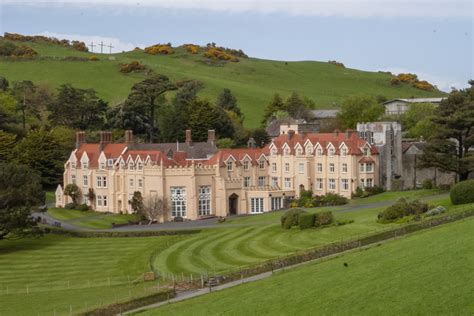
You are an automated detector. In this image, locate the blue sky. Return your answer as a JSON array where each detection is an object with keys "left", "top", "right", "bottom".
[{"left": 1, "top": 0, "right": 472, "bottom": 91}]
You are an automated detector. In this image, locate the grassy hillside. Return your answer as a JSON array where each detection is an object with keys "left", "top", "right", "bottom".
[
  {"left": 0, "top": 40, "right": 445, "bottom": 127},
  {"left": 139, "top": 217, "right": 474, "bottom": 315}
]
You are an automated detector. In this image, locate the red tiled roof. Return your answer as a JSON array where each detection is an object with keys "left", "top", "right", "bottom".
[
  {"left": 204, "top": 148, "right": 268, "bottom": 166},
  {"left": 270, "top": 131, "right": 378, "bottom": 156}
]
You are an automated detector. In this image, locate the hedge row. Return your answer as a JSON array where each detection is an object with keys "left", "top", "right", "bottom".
[
  {"left": 450, "top": 180, "right": 474, "bottom": 205},
  {"left": 44, "top": 227, "right": 201, "bottom": 238},
  {"left": 80, "top": 289, "right": 176, "bottom": 316}
]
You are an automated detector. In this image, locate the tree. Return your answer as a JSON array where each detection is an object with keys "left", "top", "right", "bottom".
[
  {"left": 285, "top": 92, "right": 313, "bottom": 121},
  {"left": 143, "top": 195, "right": 169, "bottom": 223},
  {"left": 12, "top": 81, "right": 39, "bottom": 133},
  {"left": 48, "top": 84, "right": 107, "bottom": 130},
  {"left": 216, "top": 88, "right": 242, "bottom": 117},
  {"left": 401, "top": 103, "right": 436, "bottom": 138},
  {"left": 0, "top": 76, "right": 9, "bottom": 91},
  {"left": 129, "top": 191, "right": 144, "bottom": 215},
  {"left": 337, "top": 96, "right": 385, "bottom": 129},
  {"left": 0, "top": 163, "right": 44, "bottom": 240},
  {"left": 13, "top": 128, "right": 74, "bottom": 187},
  {"left": 188, "top": 99, "right": 235, "bottom": 141},
  {"left": 420, "top": 82, "right": 474, "bottom": 181},
  {"left": 157, "top": 80, "right": 203, "bottom": 142},
  {"left": 0, "top": 130, "right": 16, "bottom": 162},
  {"left": 64, "top": 183, "right": 80, "bottom": 205},
  {"left": 216, "top": 138, "right": 236, "bottom": 148},
  {"left": 85, "top": 188, "right": 96, "bottom": 209},
  {"left": 250, "top": 128, "right": 271, "bottom": 147},
  {"left": 262, "top": 93, "right": 286, "bottom": 125},
  {"left": 126, "top": 75, "right": 177, "bottom": 141}
]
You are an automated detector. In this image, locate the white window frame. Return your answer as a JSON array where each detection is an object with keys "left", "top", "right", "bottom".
[
  {"left": 259, "top": 159, "right": 265, "bottom": 169},
  {"left": 329, "top": 163, "right": 335, "bottom": 173},
  {"left": 298, "top": 163, "right": 304, "bottom": 174},
  {"left": 285, "top": 163, "right": 290, "bottom": 173},
  {"left": 271, "top": 177, "right": 278, "bottom": 187},
  {"left": 71, "top": 174, "right": 76, "bottom": 185},
  {"left": 250, "top": 198, "right": 264, "bottom": 214},
  {"left": 138, "top": 178, "right": 143, "bottom": 188},
  {"left": 129, "top": 178, "right": 134, "bottom": 188},
  {"left": 258, "top": 176, "right": 266, "bottom": 186},
  {"left": 317, "top": 163, "right": 323, "bottom": 173},
  {"left": 328, "top": 178, "right": 336, "bottom": 190},
  {"left": 271, "top": 197, "right": 282, "bottom": 211},
  {"left": 272, "top": 162, "right": 277, "bottom": 173},
  {"left": 243, "top": 176, "right": 251, "bottom": 188},
  {"left": 171, "top": 187, "right": 187, "bottom": 217},
  {"left": 243, "top": 160, "right": 249, "bottom": 171},
  {"left": 341, "top": 179, "right": 349, "bottom": 191},
  {"left": 316, "top": 178, "right": 323, "bottom": 190},
  {"left": 284, "top": 177, "right": 291, "bottom": 188},
  {"left": 342, "top": 163, "right": 348, "bottom": 173},
  {"left": 83, "top": 175, "right": 88, "bottom": 187},
  {"left": 227, "top": 161, "right": 233, "bottom": 172},
  {"left": 198, "top": 186, "right": 211, "bottom": 216},
  {"left": 366, "top": 163, "right": 373, "bottom": 172}
]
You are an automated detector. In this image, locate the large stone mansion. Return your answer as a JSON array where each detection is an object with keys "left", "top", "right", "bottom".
[{"left": 56, "top": 129, "right": 379, "bottom": 220}]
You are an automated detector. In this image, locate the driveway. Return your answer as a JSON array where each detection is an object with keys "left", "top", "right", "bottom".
[{"left": 34, "top": 193, "right": 449, "bottom": 233}]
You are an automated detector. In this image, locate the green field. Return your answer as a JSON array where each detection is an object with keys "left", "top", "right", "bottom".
[
  {"left": 139, "top": 217, "right": 474, "bottom": 316},
  {"left": 0, "top": 190, "right": 458, "bottom": 315},
  {"left": 0, "top": 235, "right": 182, "bottom": 315},
  {"left": 0, "top": 40, "right": 445, "bottom": 127},
  {"left": 151, "top": 192, "right": 452, "bottom": 276},
  {"left": 48, "top": 208, "right": 140, "bottom": 229}
]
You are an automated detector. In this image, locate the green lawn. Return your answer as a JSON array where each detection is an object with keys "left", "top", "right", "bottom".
[
  {"left": 45, "top": 191, "right": 55, "bottom": 204},
  {"left": 139, "top": 217, "right": 474, "bottom": 316},
  {"left": 48, "top": 208, "right": 140, "bottom": 229},
  {"left": 0, "top": 234, "right": 181, "bottom": 315},
  {"left": 151, "top": 193, "right": 452, "bottom": 276},
  {"left": 0, "top": 40, "right": 445, "bottom": 127}
]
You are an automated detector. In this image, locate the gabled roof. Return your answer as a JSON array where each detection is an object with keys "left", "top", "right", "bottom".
[
  {"left": 270, "top": 131, "right": 378, "bottom": 156},
  {"left": 204, "top": 148, "right": 269, "bottom": 167}
]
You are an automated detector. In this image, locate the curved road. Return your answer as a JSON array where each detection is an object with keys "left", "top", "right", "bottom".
[{"left": 33, "top": 193, "right": 448, "bottom": 233}]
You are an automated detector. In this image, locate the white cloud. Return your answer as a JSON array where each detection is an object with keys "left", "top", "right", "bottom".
[
  {"left": 6, "top": 0, "right": 472, "bottom": 18},
  {"left": 380, "top": 67, "right": 466, "bottom": 92},
  {"left": 38, "top": 31, "right": 142, "bottom": 53}
]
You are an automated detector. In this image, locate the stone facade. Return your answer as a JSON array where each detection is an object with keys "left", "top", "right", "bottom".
[{"left": 57, "top": 130, "right": 379, "bottom": 221}]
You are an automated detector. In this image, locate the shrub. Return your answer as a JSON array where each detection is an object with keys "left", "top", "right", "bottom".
[
  {"left": 64, "top": 202, "right": 77, "bottom": 209},
  {"left": 298, "top": 213, "right": 315, "bottom": 230},
  {"left": 77, "top": 203, "right": 89, "bottom": 211},
  {"left": 89, "top": 56, "right": 99, "bottom": 61},
  {"left": 365, "top": 186, "right": 385, "bottom": 196},
  {"left": 425, "top": 206, "right": 447, "bottom": 217},
  {"left": 314, "top": 211, "right": 334, "bottom": 227},
  {"left": 352, "top": 186, "right": 364, "bottom": 198},
  {"left": 328, "top": 60, "right": 345, "bottom": 68},
  {"left": 281, "top": 208, "right": 306, "bottom": 229},
  {"left": 390, "top": 77, "right": 401, "bottom": 85},
  {"left": 450, "top": 180, "right": 474, "bottom": 205},
  {"left": 421, "top": 179, "right": 433, "bottom": 189},
  {"left": 335, "top": 219, "right": 354, "bottom": 226},
  {"left": 144, "top": 43, "right": 174, "bottom": 55},
  {"left": 377, "top": 198, "right": 429, "bottom": 223},
  {"left": 120, "top": 61, "right": 147, "bottom": 73},
  {"left": 321, "top": 193, "right": 348, "bottom": 206},
  {"left": 183, "top": 44, "right": 199, "bottom": 54}
]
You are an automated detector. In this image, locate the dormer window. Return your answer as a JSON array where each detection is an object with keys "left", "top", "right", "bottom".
[
  {"left": 71, "top": 162, "right": 76, "bottom": 169},
  {"left": 99, "top": 162, "right": 106, "bottom": 170},
  {"left": 129, "top": 162, "right": 135, "bottom": 170},
  {"left": 138, "top": 162, "right": 143, "bottom": 170},
  {"left": 363, "top": 148, "right": 370, "bottom": 156},
  {"left": 107, "top": 159, "right": 114, "bottom": 167},
  {"left": 227, "top": 161, "right": 233, "bottom": 172},
  {"left": 328, "top": 147, "right": 335, "bottom": 156},
  {"left": 271, "top": 147, "right": 277, "bottom": 156},
  {"left": 259, "top": 160, "right": 265, "bottom": 169},
  {"left": 284, "top": 147, "right": 290, "bottom": 156},
  {"left": 120, "top": 161, "right": 125, "bottom": 169},
  {"left": 296, "top": 148, "right": 303, "bottom": 155},
  {"left": 341, "top": 147, "right": 347, "bottom": 156},
  {"left": 316, "top": 148, "right": 323, "bottom": 157},
  {"left": 82, "top": 162, "right": 89, "bottom": 169},
  {"left": 243, "top": 160, "right": 249, "bottom": 170},
  {"left": 306, "top": 146, "right": 313, "bottom": 156}
]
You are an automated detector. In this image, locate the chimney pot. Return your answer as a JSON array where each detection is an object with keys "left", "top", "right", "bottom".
[
  {"left": 75, "top": 131, "right": 86, "bottom": 149},
  {"left": 125, "top": 130, "right": 134, "bottom": 143},
  {"left": 185, "top": 129, "right": 192, "bottom": 146},
  {"left": 207, "top": 130, "right": 216, "bottom": 144},
  {"left": 288, "top": 129, "right": 295, "bottom": 140},
  {"left": 99, "top": 131, "right": 112, "bottom": 151}
]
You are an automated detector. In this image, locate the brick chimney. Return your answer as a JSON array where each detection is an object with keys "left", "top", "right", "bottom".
[
  {"left": 345, "top": 129, "right": 355, "bottom": 139},
  {"left": 75, "top": 131, "right": 86, "bottom": 149},
  {"left": 125, "top": 130, "right": 134, "bottom": 143},
  {"left": 185, "top": 129, "right": 192, "bottom": 146},
  {"left": 207, "top": 130, "right": 215, "bottom": 145},
  {"left": 99, "top": 131, "right": 113, "bottom": 151},
  {"left": 288, "top": 129, "right": 295, "bottom": 140}
]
